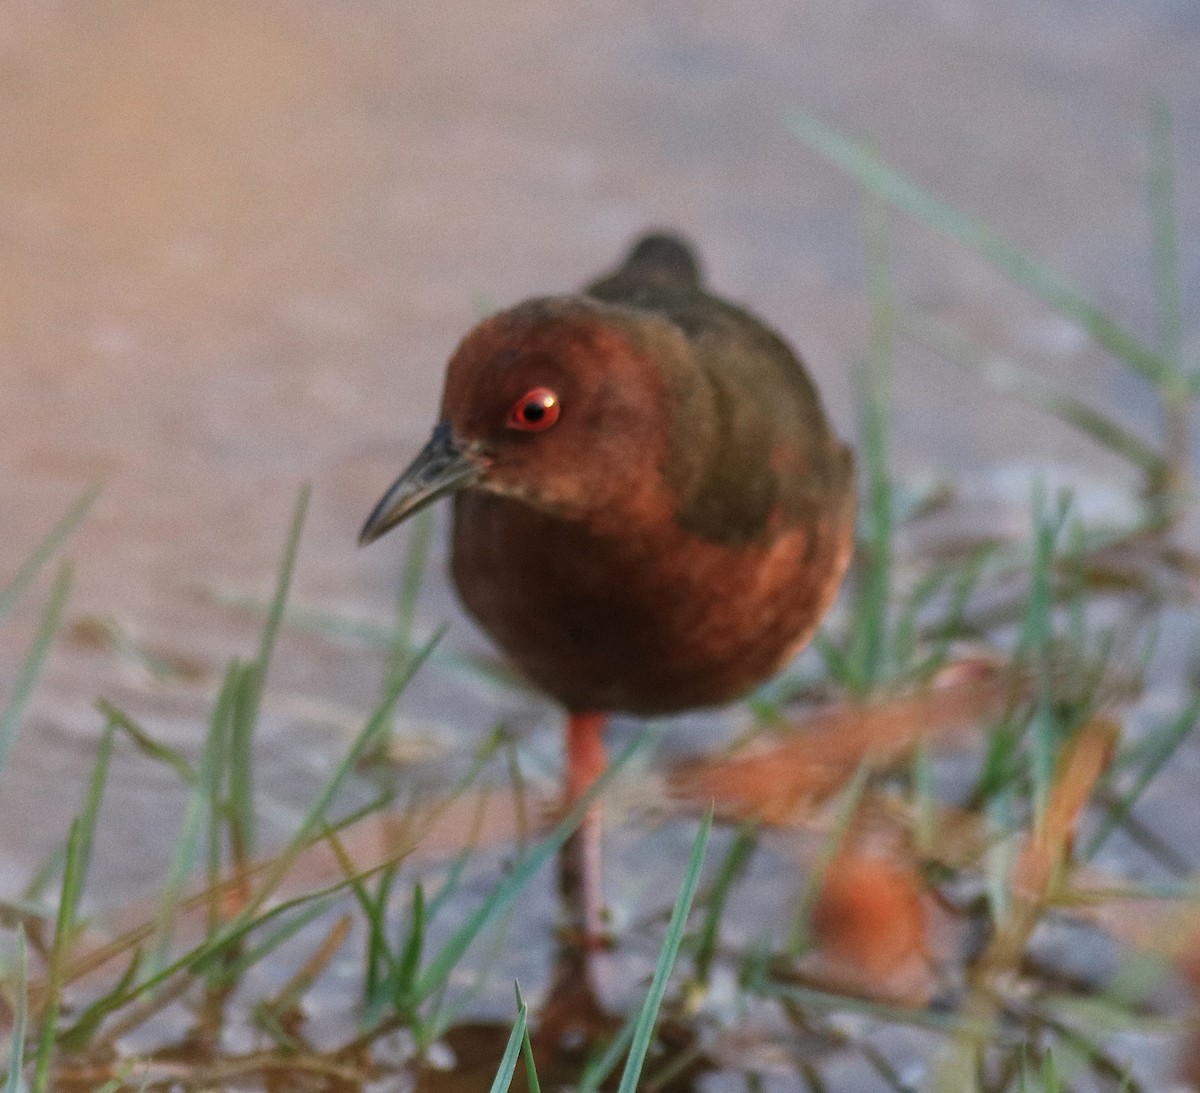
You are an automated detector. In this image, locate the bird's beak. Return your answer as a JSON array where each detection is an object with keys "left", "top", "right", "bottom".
[{"left": 358, "top": 423, "right": 482, "bottom": 545}]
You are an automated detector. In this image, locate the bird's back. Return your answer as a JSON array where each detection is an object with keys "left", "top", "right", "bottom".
[{"left": 585, "top": 233, "right": 854, "bottom": 547}]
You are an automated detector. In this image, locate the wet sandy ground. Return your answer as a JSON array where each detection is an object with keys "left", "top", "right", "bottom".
[{"left": 0, "top": 0, "right": 1197, "bottom": 1074}]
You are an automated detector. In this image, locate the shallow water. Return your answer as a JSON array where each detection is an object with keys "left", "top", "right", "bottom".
[{"left": 0, "top": 1, "right": 1198, "bottom": 1088}]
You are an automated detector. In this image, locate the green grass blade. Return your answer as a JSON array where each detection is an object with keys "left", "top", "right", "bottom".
[
  {"left": 206, "top": 662, "right": 239, "bottom": 936},
  {"left": 910, "top": 742, "right": 937, "bottom": 853},
  {"left": 413, "top": 731, "right": 652, "bottom": 1002},
  {"left": 0, "top": 486, "right": 97, "bottom": 625},
  {"left": 21, "top": 845, "right": 67, "bottom": 908},
  {"left": 1042, "top": 1046, "right": 1061, "bottom": 1092},
  {"left": 366, "top": 866, "right": 399, "bottom": 990},
  {"left": 4, "top": 925, "right": 28, "bottom": 1093},
  {"left": 1086, "top": 694, "right": 1200, "bottom": 859},
  {"left": 388, "top": 508, "right": 434, "bottom": 694},
  {"left": 376, "top": 880, "right": 426, "bottom": 1023},
  {"left": 890, "top": 562, "right": 958, "bottom": 680},
  {"left": 261, "top": 632, "right": 440, "bottom": 889},
  {"left": 423, "top": 841, "right": 476, "bottom": 920},
  {"left": 975, "top": 703, "right": 1023, "bottom": 804},
  {"left": 228, "top": 485, "right": 312, "bottom": 859},
  {"left": 486, "top": 985, "right": 529, "bottom": 1093},
  {"left": 914, "top": 545, "right": 995, "bottom": 678},
  {"left": 215, "top": 627, "right": 444, "bottom": 948},
  {"left": 615, "top": 809, "right": 712, "bottom": 1093},
  {"left": 1017, "top": 487, "right": 1066, "bottom": 649},
  {"left": 787, "top": 112, "right": 1171, "bottom": 386},
  {"left": 0, "top": 564, "right": 72, "bottom": 777},
  {"left": 72, "top": 723, "right": 115, "bottom": 922},
  {"left": 1028, "top": 700, "right": 1057, "bottom": 839},
  {"left": 32, "top": 724, "right": 117, "bottom": 1072},
  {"left": 189, "top": 844, "right": 411, "bottom": 982},
  {"left": 32, "top": 817, "right": 85, "bottom": 1092},
  {"left": 901, "top": 312, "right": 1167, "bottom": 479},
  {"left": 848, "top": 188, "right": 895, "bottom": 691},
  {"left": 255, "top": 485, "right": 310, "bottom": 685},
  {"left": 693, "top": 821, "right": 757, "bottom": 984},
  {"left": 68, "top": 631, "right": 444, "bottom": 1017},
  {"left": 321, "top": 830, "right": 397, "bottom": 1013},
  {"left": 148, "top": 670, "right": 239, "bottom": 974},
  {"left": 813, "top": 631, "right": 857, "bottom": 691},
  {"left": 204, "top": 898, "right": 333, "bottom": 988},
  {"left": 578, "top": 1009, "right": 637, "bottom": 1093},
  {"left": 1020, "top": 488, "right": 1069, "bottom": 829},
  {"left": 1149, "top": 100, "right": 1192, "bottom": 501},
  {"left": 56, "top": 950, "right": 143, "bottom": 1052},
  {"left": 515, "top": 982, "right": 541, "bottom": 1093},
  {"left": 420, "top": 896, "right": 525, "bottom": 1048},
  {"left": 983, "top": 787, "right": 1017, "bottom": 929},
  {"left": 94, "top": 700, "right": 195, "bottom": 784},
  {"left": 227, "top": 661, "right": 260, "bottom": 868}
]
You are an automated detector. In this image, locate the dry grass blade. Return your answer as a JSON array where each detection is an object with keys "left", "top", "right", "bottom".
[
  {"left": 1014, "top": 716, "right": 1120, "bottom": 903},
  {"left": 940, "top": 716, "right": 1122, "bottom": 1082},
  {"left": 988, "top": 716, "right": 1118, "bottom": 975},
  {"left": 260, "top": 914, "right": 353, "bottom": 1028},
  {"left": 674, "top": 657, "right": 1006, "bottom": 824}
]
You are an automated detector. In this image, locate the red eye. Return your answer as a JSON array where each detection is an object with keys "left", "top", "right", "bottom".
[{"left": 506, "top": 387, "right": 560, "bottom": 432}]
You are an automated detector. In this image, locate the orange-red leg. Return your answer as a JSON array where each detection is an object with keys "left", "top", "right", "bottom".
[
  {"left": 561, "top": 711, "right": 608, "bottom": 945},
  {"left": 565, "top": 711, "right": 608, "bottom": 799}
]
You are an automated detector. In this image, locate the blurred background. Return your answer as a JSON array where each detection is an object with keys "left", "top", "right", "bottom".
[{"left": 0, "top": 0, "right": 1196, "bottom": 895}]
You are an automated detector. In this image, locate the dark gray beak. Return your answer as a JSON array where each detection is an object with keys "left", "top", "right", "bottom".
[{"left": 358, "top": 423, "right": 481, "bottom": 545}]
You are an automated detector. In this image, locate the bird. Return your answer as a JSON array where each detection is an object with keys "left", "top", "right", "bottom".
[{"left": 359, "top": 232, "right": 856, "bottom": 939}]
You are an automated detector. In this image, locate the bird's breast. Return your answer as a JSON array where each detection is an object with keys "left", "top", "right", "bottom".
[{"left": 449, "top": 487, "right": 853, "bottom": 715}]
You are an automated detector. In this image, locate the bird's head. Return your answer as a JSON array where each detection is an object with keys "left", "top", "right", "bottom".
[{"left": 359, "top": 297, "right": 684, "bottom": 545}]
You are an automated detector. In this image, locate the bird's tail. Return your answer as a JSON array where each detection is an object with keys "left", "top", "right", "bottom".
[
  {"left": 619, "top": 232, "right": 702, "bottom": 288},
  {"left": 586, "top": 230, "right": 703, "bottom": 300}
]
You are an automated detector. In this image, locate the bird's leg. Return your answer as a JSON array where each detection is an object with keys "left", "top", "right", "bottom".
[{"left": 559, "top": 711, "right": 608, "bottom": 946}]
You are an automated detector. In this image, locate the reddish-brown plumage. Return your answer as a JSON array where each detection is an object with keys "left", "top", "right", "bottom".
[
  {"left": 362, "top": 237, "right": 853, "bottom": 712},
  {"left": 360, "top": 233, "right": 855, "bottom": 934}
]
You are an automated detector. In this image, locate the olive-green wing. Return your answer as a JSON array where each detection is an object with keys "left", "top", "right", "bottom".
[{"left": 587, "top": 237, "right": 852, "bottom": 545}]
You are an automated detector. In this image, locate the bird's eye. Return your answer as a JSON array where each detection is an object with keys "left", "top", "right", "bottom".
[{"left": 506, "top": 387, "right": 560, "bottom": 432}]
